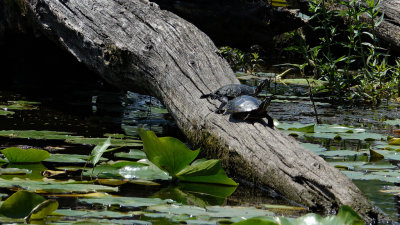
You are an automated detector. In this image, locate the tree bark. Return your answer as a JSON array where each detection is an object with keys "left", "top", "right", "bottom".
[
  {"left": 0, "top": 0, "right": 384, "bottom": 223},
  {"left": 376, "top": 0, "right": 400, "bottom": 52}
]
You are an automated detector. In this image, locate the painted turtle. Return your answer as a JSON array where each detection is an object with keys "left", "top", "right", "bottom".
[
  {"left": 225, "top": 95, "right": 274, "bottom": 128},
  {"left": 200, "top": 79, "right": 270, "bottom": 113}
]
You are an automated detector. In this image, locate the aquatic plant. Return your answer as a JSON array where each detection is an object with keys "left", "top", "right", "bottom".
[{"left": 138, "top": 128, "right": 238, "bottom": 186}]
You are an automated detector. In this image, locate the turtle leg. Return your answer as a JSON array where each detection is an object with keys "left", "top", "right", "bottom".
[
  {"left": 216, "top": 97, "right": 228, "bottom": 114},
  {"left": 264, "top": 113, "right": 274, "bottom": 129}
]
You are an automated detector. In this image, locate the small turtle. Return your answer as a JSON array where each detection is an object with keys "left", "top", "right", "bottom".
[
  {"left": 200, "top": 79, "right": 270, "bottom": 113},
  {"left": 225, "top": 95, "right": 274, "bottom": 128}
]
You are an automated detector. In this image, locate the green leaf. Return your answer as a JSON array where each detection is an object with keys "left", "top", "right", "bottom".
[
  {"left": 233, "top": 217, "right": 279, "bottom": 225},
  {"left": 0, "top": 130, "right": 77, "bottom": 140},
  {"left": 114, "top": 149, "right": 147, "bottom": 160},
  {"left": 89, "top": 137, "right": 111, "bottom": 166},
  {"left": 26, "top": 199, "right": 59, "bottom": 220},
  {"left": 78, "top": 195, "right": 173, "bottom": 208},
  {"left": 177, "top": 159, "right": 238, "bottom": 186},
  {"left": 0, "top": 110, "right": 14, "bottom": 116},
  {"left": 65, "top": 137, "right": 142, "bottom": 147},
  {"left": 0, "top": 178, "right": 118, "bottom": 193},
  {"left": 288, "top": 124, "right": 315, "bottom": 133},
  {"left": 138, "top": 128, "right": 199, "bottom": 176},
  {"left": 334, "top": 205, "right": 363, "bottom": 225},
  {"left": 1, "top": 147, "right": 50, "bottom": 163},
  {"left": 0, "top": 190, "right": 45, "bottom": 218}
]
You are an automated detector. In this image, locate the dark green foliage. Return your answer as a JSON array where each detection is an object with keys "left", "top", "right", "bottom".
[{"left": 286, "top": 0, "right": 400, "bottom": 105}]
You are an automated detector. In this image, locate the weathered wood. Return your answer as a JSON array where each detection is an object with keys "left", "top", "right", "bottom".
[
  {"left": 0, "top": 0, "right": 384, "bottom": 222},
  {"left": 376, "top": 0, "right": 400, "bottom": 52}
]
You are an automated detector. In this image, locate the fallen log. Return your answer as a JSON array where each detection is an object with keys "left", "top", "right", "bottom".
[{"left": 0, "top": 0, "right": 384, "bottom": 222}]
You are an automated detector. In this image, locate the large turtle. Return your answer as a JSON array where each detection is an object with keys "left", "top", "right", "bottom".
[
  {"left": 200, "top": 79, "right": 270, "bottom": 113},
  {"left": 225, "top": 95, "right": 274, "bottom": 128}
]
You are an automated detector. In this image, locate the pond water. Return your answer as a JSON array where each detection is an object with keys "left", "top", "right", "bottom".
[{"left": 1, "top": 34, "right": 400, "bottom": 224}]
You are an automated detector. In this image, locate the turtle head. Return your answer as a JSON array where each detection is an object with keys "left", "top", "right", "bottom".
[
  {"left": 259, "top": 95, "right": 275, "bottom": 110},
  {"left": 255, "top": 78, "right": 271, "bottom": 94}
]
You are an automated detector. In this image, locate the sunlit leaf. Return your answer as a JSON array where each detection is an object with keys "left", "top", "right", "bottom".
[
  {"left": 1, "top": 147, "right": 50, "bottom": 163},
  {"left": 89, "top": 137, "right": 111, "bottom": 166},
  {"left": 79, "top": 195, "right": 173, "bottom": 208},
  {"left": 138, "top": 128, "right": 199, "bottom": 176},
  {"left": 389, "top": 138, "right": 400, "bottom": 145},
  {"left": 384, "top": 119, "right": 400, "bottom": 126},
  {"left": 288, "top": 124, "right": 315, "bottom": 133},
  {"left": 114, "top": 149, "right": 147, "bottom": 160},
  {"left": 177, "top": 159, "right": 238, "bottom": 186},
  {"left": 65, "top": 137, "right": 142, "bottom": 147},
  {"left": 0, "top": 190, "right": 45, "bottom": 218},
  {"left": 0, "top": 178, "right": 118, "bottom": 193},
  {"left": 0, "top": 110, "right": 14, "bottom": 116},
  {"left": 26, "top": 199, "right": 59, "bottom": 220},
  {"left": 0, "top": 130, "right": 78, "bottom": 140},
  {"left": 233, "top": 217, "right": 278, "bottom": 225},
  {"left": 45, "top": 153, "right": 108, "bottom": 164}
]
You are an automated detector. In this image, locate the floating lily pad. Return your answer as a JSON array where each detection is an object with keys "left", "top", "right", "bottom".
[
  {"left": 65, "top": 137, "right": 142, "bottom": 147},
  {"left": 0, "top": 178, "right": 118, "bottom": 193},
  {"left": 300, "top": 143, "right": 326, "bottom": 153},
  {"left": 0, "top": 110, "right": 14, "bottom": 116},
  {"left": 1, "top": 147, "right": 50, "bottom": 163},
  {"left": 45, "top": 153, "right": 107, "bottom": 164},
  {"left": 147, "top": 204, "right": 274, "bottom": 219},
  {"left": 384, "top": 119, "right": 400, "bottom": 126},
  {"left": 55, "top": 208, "right": 134, "bottom": 218},
  {"left": 79, "top": 195, "right": 173, "bottom": 208},
  {"left": 0, "top": 130, "right": 77, "bottom": 140},
  {"left": 0, "top": 167, "right": 31, "bottom": 175},
  {"left": 114, "top": 149, "right": 147, "bottom": 160},
  {"left": 318, "top": 150, "right": 367, "bottom": 157}
]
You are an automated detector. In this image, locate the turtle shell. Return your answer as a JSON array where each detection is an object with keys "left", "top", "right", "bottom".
[{"left": 226, "top": 95, "right": 262, "bottom": 113}]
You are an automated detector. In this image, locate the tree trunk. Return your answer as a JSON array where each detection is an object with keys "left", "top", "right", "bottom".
[
  {"left": 376, "top": 0, "right": 400, "bottom": 52},
  {"left": 0, "top": 0, "right": 384, "bottom": 223}
]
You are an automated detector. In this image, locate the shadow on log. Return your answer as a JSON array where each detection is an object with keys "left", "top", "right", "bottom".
[{"left": 0, "top": 0, "right": 385, "bottom": 223}]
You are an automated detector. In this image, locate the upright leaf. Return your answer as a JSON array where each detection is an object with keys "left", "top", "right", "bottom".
[
  {"left": 0, "top": 190, "right": 45, "bottom": 218},
  {"left": 89, "top": 137, "right": 111, "bottom": 166},
  {"left": 176, "top": 159, "right": 238, "bottom": 186},
  {"left": 138, "top": 128, "right": 199, "bottom": 176}
]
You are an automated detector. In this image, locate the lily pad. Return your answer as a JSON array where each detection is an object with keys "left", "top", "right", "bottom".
[
  {"left": 0, "top": 110, "right": 14, "bottom": 116},
  {"left": 114, "top": 149, "right": 147, "bottom": 160},
  {"left": 65, "top": 137, "right": 142, "bottom": 147},
  {"left": 79, "top": 195, "right": 173, "bottom": 208},
  {"left": 45, "top": 153, "right": 107, "bottom": 164},
  {"left": 384, "top": 119, "right": 400, "bottom": 126},
  {"left": 0, "top": 130, "right": 77, "bottom": 140},
  {"left": 1, "top": 147, "right": 50, "bottom": 163},
  {"left": 176, "top": 159, "right": 238, "bottom": 186},
  {"left": 0, "top": 178, "right": 118, "bottom": 193},
  {"left": 26, "top": 199, "right": 59, "bottom": 220},
  {"left": 147, "top": 204, "right": 274, "bottom": 219},
  {"left": 138, "top": 128, "right": 199, "bottom": 176},
  {"left": 0, "top": 190, "right": 45, "bottom": 218}
]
